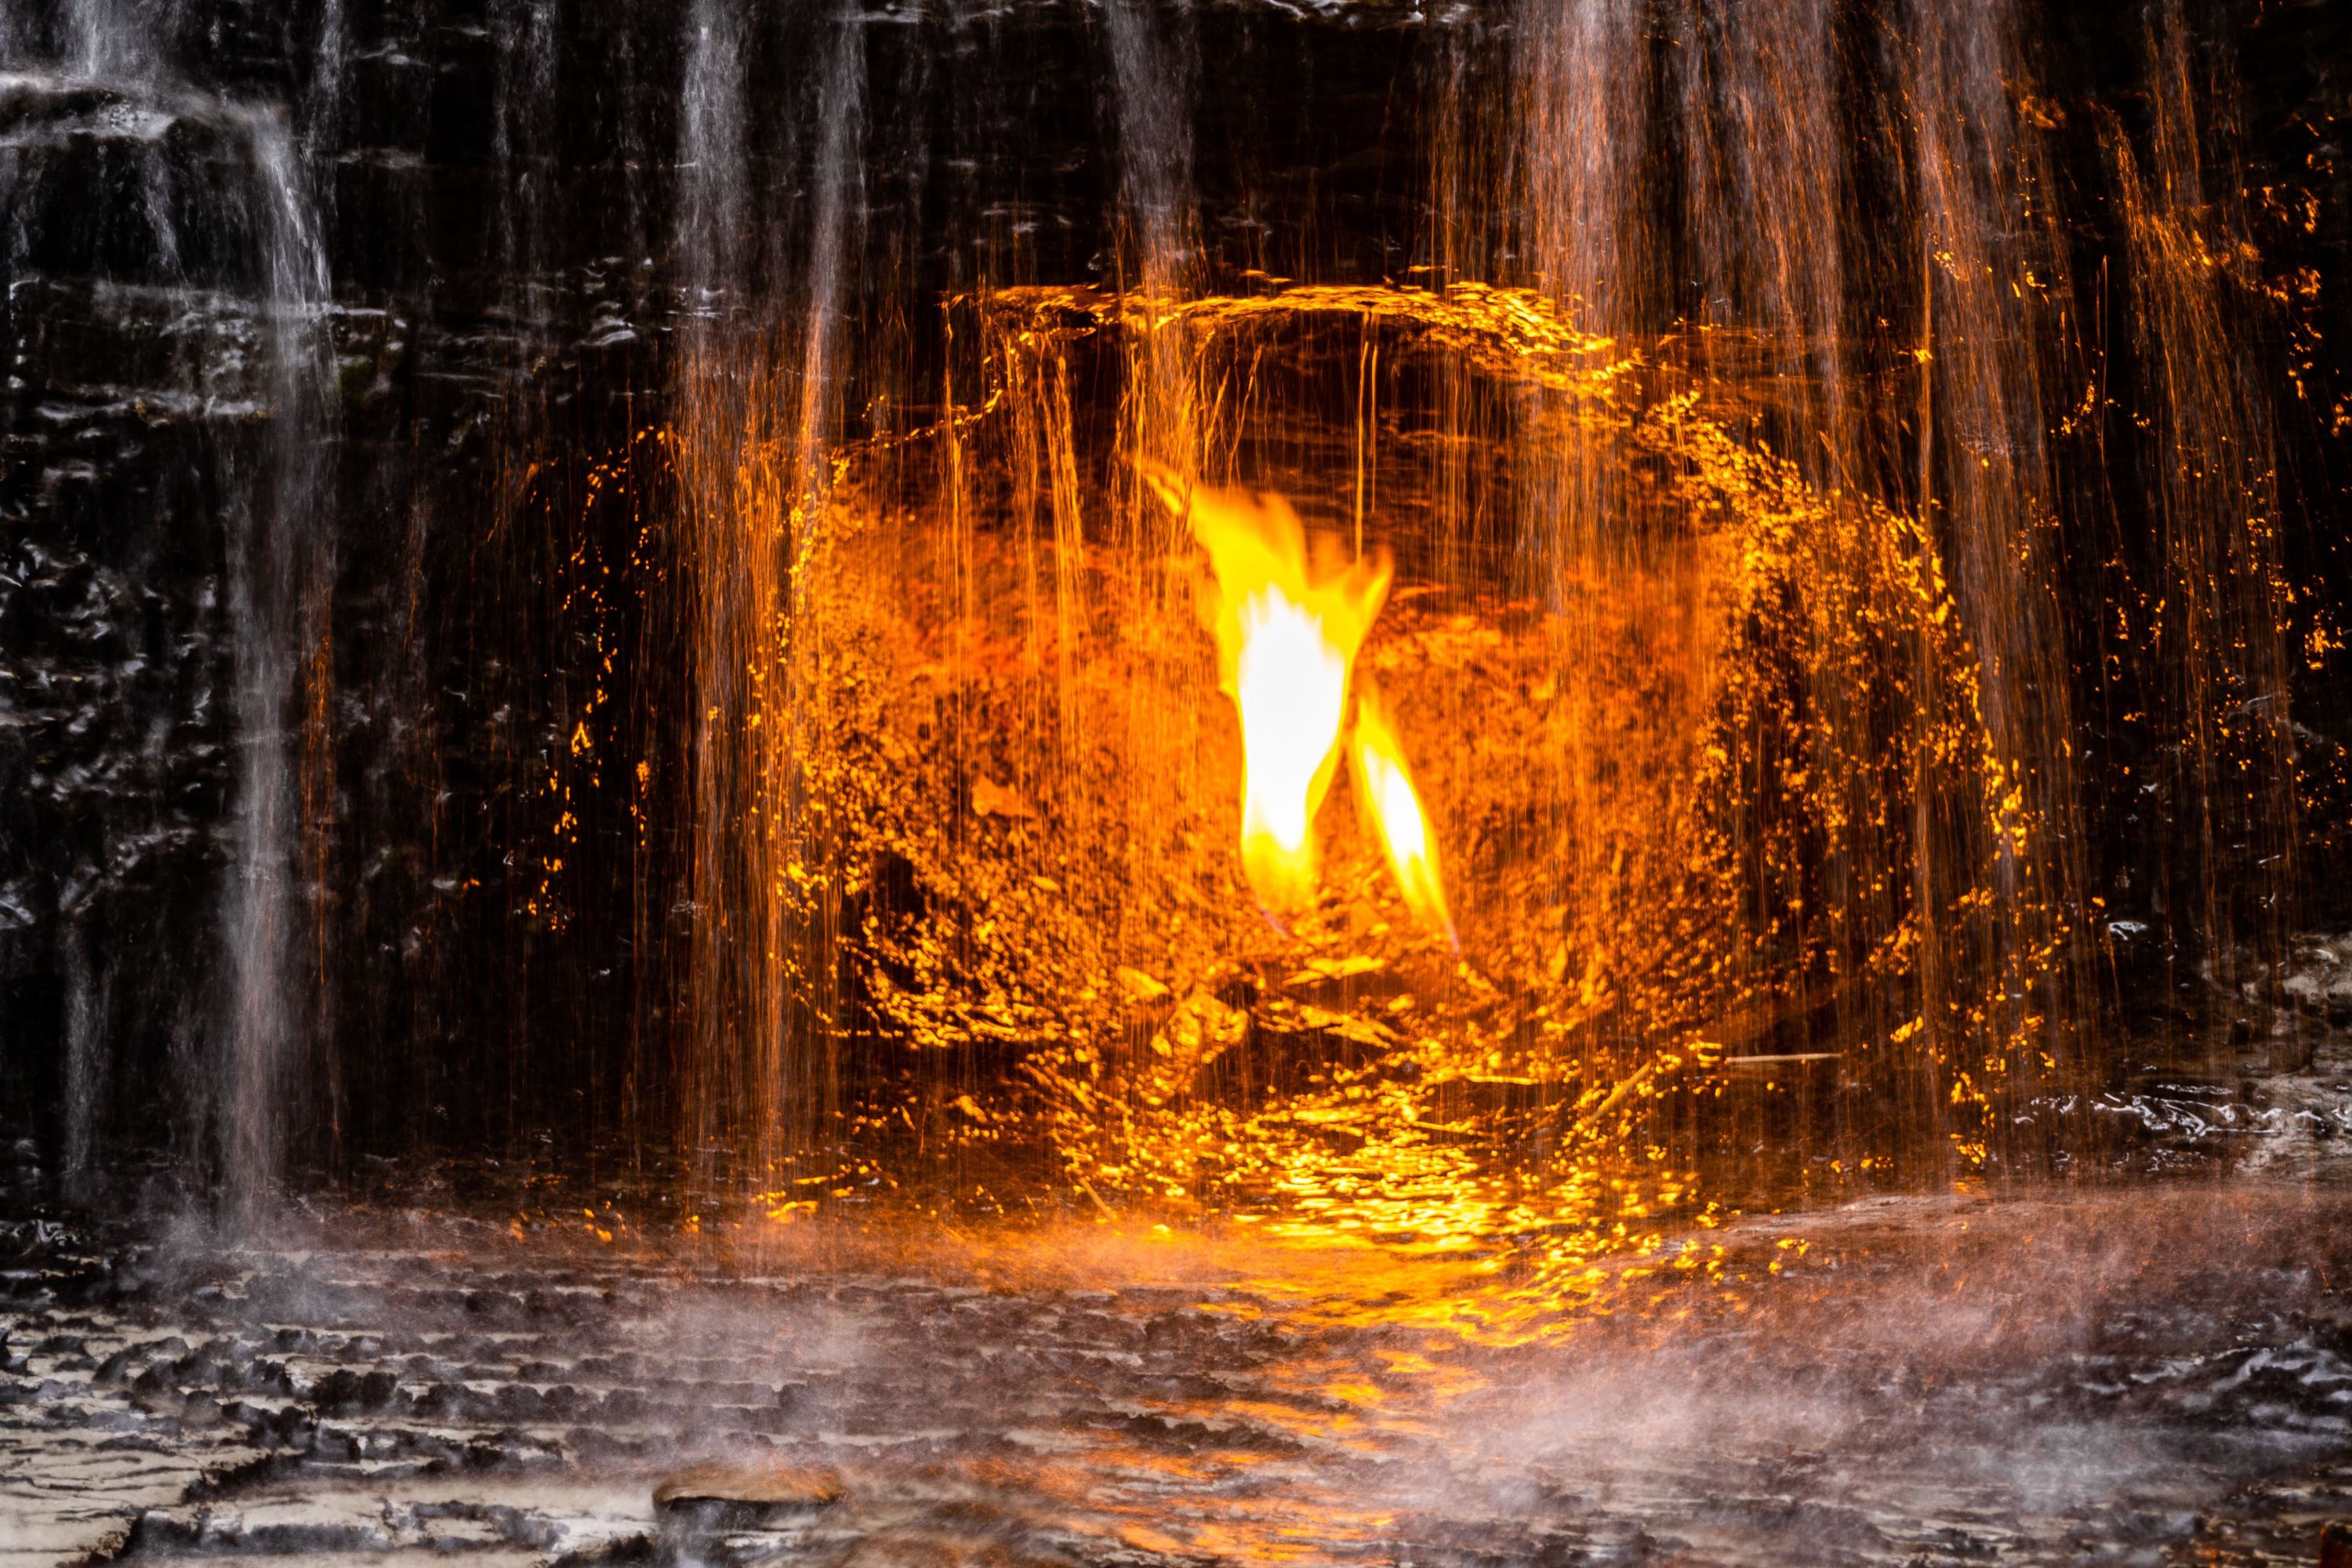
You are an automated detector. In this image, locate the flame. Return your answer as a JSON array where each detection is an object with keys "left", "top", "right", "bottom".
[
  {"left": 1145, "top": 466, "right": 1456, "bottom": 944},
  {"left": 1351, "top": 687, "right": 1457, "bottom": 949},
  {"left": 1146, "top": 467, "right": 1390, "bottom": 919}
]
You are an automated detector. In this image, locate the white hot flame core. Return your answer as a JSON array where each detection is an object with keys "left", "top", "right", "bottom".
[{"left": 1232, "top": 587, "right": 1353, "bottom": 888}]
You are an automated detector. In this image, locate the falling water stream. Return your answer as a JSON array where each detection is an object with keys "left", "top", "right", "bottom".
[
  {"left": 0, "top": 0, "right": 338, "bottom": 1215},
  {"left": 216, "top": 103, "right": 335, "bottom": 1219}
]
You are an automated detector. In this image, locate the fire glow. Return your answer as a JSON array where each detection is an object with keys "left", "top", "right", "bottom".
[
  {"left": 1145, "top": 466, "right": 1456, "bottom": 944},
  {"left": 1352, "top": 688, "right": 1456, "bottom": 948}
]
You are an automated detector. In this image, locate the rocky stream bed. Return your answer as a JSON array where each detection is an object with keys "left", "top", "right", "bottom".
[{"left": 6, "top": 1173, "right": 2352, "bottom": 1568}]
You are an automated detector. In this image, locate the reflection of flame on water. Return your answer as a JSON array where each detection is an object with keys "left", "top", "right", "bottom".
[{"left": 1142, "top": 464, "right": 1453, "bottom": 941}]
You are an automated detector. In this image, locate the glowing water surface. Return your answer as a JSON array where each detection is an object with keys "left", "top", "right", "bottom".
[{"left": 9, "top": 1181, "right": 2349, "bottom": 1567}]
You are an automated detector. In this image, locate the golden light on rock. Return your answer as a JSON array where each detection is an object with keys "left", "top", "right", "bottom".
[{"left": 670, "top": 279, "right": 2076, "bottom": 1222}]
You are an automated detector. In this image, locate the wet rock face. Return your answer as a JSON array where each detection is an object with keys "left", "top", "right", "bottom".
[
  {"left": 0, "top": 260, "right": 255, "bottom": 1158},
  {"left": 0, "top": 1, "right": 696, "bottom": 1170}
]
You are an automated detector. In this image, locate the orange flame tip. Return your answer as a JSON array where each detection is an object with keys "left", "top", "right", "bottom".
[{"left": 1351, "top": 684, "right": 1457, "bottom": 949}]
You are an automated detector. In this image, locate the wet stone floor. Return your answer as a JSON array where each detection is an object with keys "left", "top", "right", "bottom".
[{"left": 3, "top": 1184, "right": 2351, "bottom": 1568}]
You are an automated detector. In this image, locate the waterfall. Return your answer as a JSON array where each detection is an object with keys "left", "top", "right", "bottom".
[
  {"left": 794, "top": 24, "right": 865, "bottom": 514},
  {"left": 0, "top": 5, "right": 339, "bottom": 1211},
  {"left": 1897, "top": 0, "right": 2092, "bottom": 1106},
  {"left": 676, "top": 0, "right": 761, "bottom": 1199},
  {"left": 1102, "top": 0, "right": 1202, "bottom": 495},
  {"left": 678, "top": 0, "right": 750, "bottom": 313},
  {"left": 1512, "top": 0, "right": 1650, "bottom": 618},
  {"left": 1518, "top": 0, "right": 1648, "bottom": 333},
  {"left": 1102, "top": 0, "right": 1196, "bottom": 298},
  {"left": 59, "top": 918, "right": 102, "bottom": 1200},
  {"left": 2108, "top": 0, "right": 2296, "bottom": 1026},
  {"left": 0, "top": 0, "right": 2332, "bottom": 1210},
  {"left": 63, "top": 0, "right": 159, "bottom": 81},
  {"left": 777, "top": 18, "right": 863, "bottom": 1172},
  {"left": 1512, "top": 0, "right": 1653, "bottom": 1080},
  {"left": 492, "top": 0, "right": 561, "bottom": 342},
  {"left": 1902, "top": 0, "right": 2066, "bottom": 762},
  {"left": 307, "top": 0, "right": 346, "bottom": 154},
  {"left": 1099, "top": 0, "right": 1211, "bottom": 997},
  {"left": 677, "top": 2, "right": 867, "bottom": 1202},
  {"left": 1676, "top": 0, "right": 1848, "bottom": 466},
  {"left": 1499, "top": 0, "right": 2101, "bottom": 1152},
  {"left": 217, "top": 105, "right": 337, "bottom": 1219}
]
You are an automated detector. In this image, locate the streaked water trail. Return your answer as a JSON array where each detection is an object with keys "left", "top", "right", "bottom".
[{"left": 220, "top": 104, "right": 337, "bottom": 1222}]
